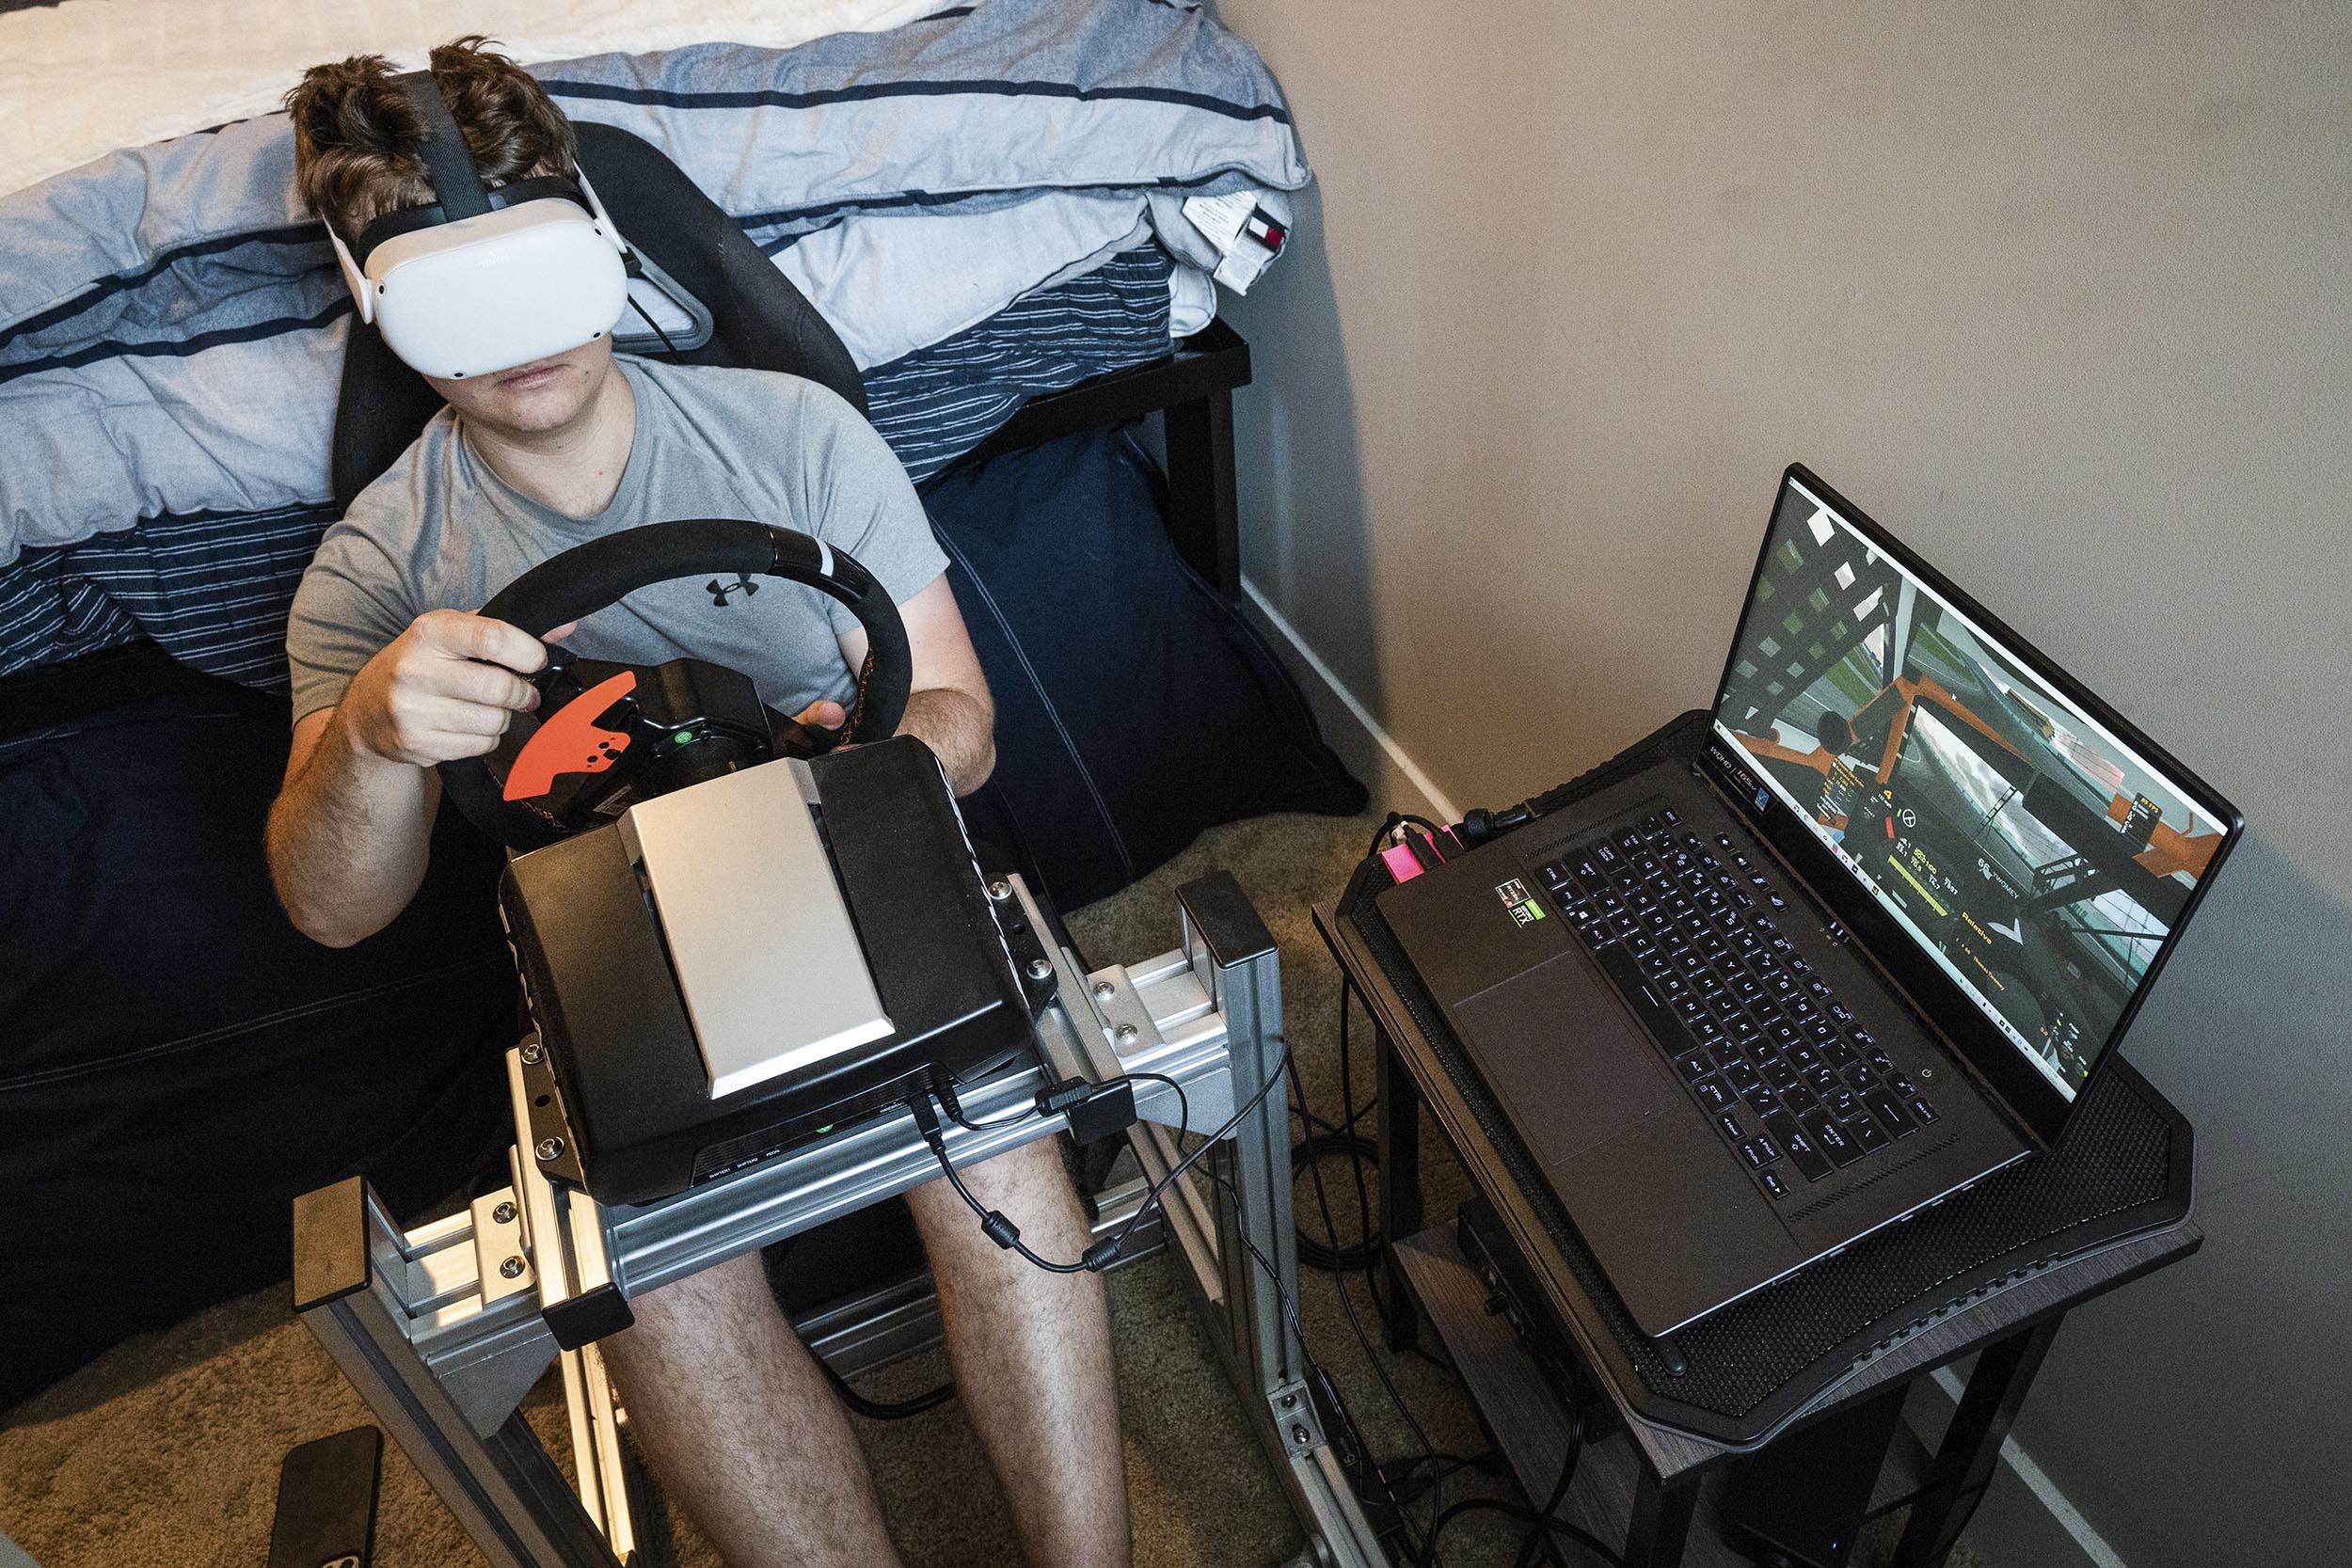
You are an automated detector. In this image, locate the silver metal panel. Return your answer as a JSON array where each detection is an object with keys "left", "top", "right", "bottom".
[{"left": 618, "top": 758, "right": 890, "bottom": 1099}]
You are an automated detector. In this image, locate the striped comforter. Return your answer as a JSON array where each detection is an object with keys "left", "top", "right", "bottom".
[{"left": 0, "top": 0, "right": 1304, "bottom": 687}]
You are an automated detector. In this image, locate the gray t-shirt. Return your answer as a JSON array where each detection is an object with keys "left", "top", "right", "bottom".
[{"left": 287, "top": 357, "right": 948, "bottom": 722}]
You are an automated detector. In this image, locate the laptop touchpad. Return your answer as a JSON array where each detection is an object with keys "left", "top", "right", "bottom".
[{"left": 1454, "top": 953, "right": 1676, "bottom": 1165}]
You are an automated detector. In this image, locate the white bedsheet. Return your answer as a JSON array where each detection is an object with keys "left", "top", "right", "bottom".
[{"left": 0, "top": 0, "right": 940, "bottom": 197}]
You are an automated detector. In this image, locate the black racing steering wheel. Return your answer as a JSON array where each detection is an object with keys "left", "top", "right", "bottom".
[{"left": 438, "top": 518, "right": 912, "bottom": 851}]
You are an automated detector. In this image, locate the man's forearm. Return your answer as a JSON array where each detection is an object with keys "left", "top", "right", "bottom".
[
  {"left": 266, "top": 712, "right": 438, "bottom": 947},
  {"left": 898, "top": 686, "right": 995, "bottom": 797}
]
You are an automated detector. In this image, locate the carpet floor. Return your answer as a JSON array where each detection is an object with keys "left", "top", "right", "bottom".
[{"left": 1, "top": 809, "right": 1985, "bottom": 1568}]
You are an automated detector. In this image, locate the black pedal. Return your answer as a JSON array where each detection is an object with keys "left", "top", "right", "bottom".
[{"left": 267, "top": 1427, "right": 381, "bottom": 1568}]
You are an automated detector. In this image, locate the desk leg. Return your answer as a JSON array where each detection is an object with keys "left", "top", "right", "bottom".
[
  {"left": 1161, "top": 389, "right": 1240, "bottom": 601},
  {"left": 1375, "top": 1022, "right": 1424, "bottom": 1351},
  {"left": 1892, "top": 1318, "right": 2062, "bottom": 1568},
  {"left": 1625, "top": 1465, "right": 1699, "bottom": 1568}
]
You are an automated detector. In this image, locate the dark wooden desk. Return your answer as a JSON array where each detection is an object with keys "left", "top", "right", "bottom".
[{"left": 1314, "top": 880, "right": 2200, "bottom": 1568}]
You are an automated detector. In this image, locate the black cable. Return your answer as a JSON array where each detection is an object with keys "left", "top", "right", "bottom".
[
  {"left": 625, "top": 291, "right": 682, "bottom": 356},
  {"left": 1119, "top": 1070, "right": 1191, "bottom": 1142},
  {"left": 1367, "top": 812, "right": 1442, "bottom": 861},
  {"left": 1422, "top": 1496, "right": 1623, "bottom": 1568},
  {"left": 920, "top": 1033, "right": 1450, "bottom": 1560},
  {"left": 1511, "top": 1403, "right": 1588, "bottom": 1568},
  {"left": 915, "top": 1102, "right": 1101, "bottom": 1275},
  {"left": 1336, "top": 981, "right": 1389, "bottom": 1314},
  {"left": 1282, "top": 1052, "right": 1445, "bottom": 1467},
  {"left": 916, "top": 1053, "right": 1269, "bottom": 1275},
  {"left": 938, "top": 1069, "right": 1192, "bottom": 1140},
  {"left": 1098, "top": 1046, "right": 1284, "bottom": 1259},
  {"left": 1202, "top": 1167, "right": 1438, "bottom": 1565},
  {"left": 934, "top": 1072, "right": 1043, "bottom": 1132},
  {"left": 818, "top": 1357, "right": 956, "bottom": 1421},
  {"left": 766, "top": 1236, "right": 957, "bottom": 1422},
  {"left": 1291, "top": 1132, "right": 1381, "bottom": 1270}
]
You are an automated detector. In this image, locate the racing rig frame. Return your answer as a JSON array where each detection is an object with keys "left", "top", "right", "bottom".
[{"left": 290, "top": 871, "right": 1384, "bottom": 1568}]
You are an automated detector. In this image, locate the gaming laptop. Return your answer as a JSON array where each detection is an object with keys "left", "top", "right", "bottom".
[{"left": 1377, "top": 465, "right": 2242, "bottom": 1338}]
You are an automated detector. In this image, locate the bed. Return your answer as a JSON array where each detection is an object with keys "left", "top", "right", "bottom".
[{"left": 0, "top": 0, "right": 1361, "bottom": 1406}]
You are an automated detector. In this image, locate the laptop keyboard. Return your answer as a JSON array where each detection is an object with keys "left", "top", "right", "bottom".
[{"left": 1541, "top": 812, "right": 1940, "bottom": 1203}]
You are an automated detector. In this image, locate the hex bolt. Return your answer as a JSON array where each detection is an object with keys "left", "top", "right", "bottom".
[
  {"left": 1091, "top": 980, "right": 1117, "bottom": 1001},
  {"left": 1027, "top": 958, "right": 1054, "bottom": 981},
  {"left": 986, "top": 879, "right": 1011, "bottom": 902},
  {"left": 1115, "top": 1022, "right": 1138, "bottom": 1045},
  {"left": 492, "top": 1201, "right": 517, "bottom": 1226},
  {"left": 536, "top": 1136, "right": 565, "bottom": 1163},
  {"left": 500, "top": 1256, "right": 526, "bottom": 1279},
  {"left": 519, "top": 1041, "right": 544, "bottom": 1066}
]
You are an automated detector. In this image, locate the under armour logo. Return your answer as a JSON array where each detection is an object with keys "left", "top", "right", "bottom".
[{"left": 707, "top": 575, "right": 760, "bottom": 606}]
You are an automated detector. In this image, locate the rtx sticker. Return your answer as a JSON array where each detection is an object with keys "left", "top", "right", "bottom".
[{"left": 1495, "top": 878, "right": 1546, "bottom": 927}]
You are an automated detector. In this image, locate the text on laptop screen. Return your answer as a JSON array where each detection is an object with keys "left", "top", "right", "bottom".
[{"left": 1710, "top": 477, "right": 2226, "bottom": 1099}]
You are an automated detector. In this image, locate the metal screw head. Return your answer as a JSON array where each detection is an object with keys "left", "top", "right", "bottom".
[
  {"left": 1291, "top": 1423, "right": 1311, "bottom": 1446},
  {"left": 1026, "top": 958, "right": 1054, "bottom": 981},
  {"left": 491, "top": 1201, "right": 517, "bottom": 1226},
  {"left": 519, "top": 1040, "right": 545, "bottom": 1066},
  {"left": 500, "top": 1256, "right": 526, "bottom": 1280},
  {"left": 1091, "top": 979, "right": 1117, "bottom": 1000},
  {"left": 535, "top": 1136, "right": 565, "bottom": 1163},
  {"left": 986, "top": 879, "right": 1011, "bottom": 902},
  {"left": 1115, "top": 1022, "right": 1138, "bottom": 1044},
  {"left": 1280, "top": 1392, "right": 1298, "bottom": 1409}
]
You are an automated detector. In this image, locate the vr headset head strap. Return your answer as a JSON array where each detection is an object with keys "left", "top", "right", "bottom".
[
  {"left": 346, "top": 174, "right": 595, "bottom": 267},
  {"left": 394, "top": 69, "right": 493, "bottom": 223}
]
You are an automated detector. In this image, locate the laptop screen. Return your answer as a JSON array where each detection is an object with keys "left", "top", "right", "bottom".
[{"left": 1710, "top": 473, "right": 2231, "bottom": 1101}]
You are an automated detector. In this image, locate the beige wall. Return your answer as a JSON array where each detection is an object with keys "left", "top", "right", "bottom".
[{"left": 1214, "top": 4, "right": 2352, "bottom": 1564}]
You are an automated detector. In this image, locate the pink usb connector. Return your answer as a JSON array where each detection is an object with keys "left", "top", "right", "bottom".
[{"left": 1381, "top": 826, "right": 1464, "bottom": 883}]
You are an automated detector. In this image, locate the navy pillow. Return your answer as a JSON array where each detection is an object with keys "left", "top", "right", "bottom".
[
  {"left": 0, "top": 682, "right": 517, "bottom": 1408},
  {"left": 923, "top": 429, "right": 1365, "bottom": 911}
]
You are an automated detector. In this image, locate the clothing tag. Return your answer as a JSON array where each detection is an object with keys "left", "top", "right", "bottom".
[
  {"left": 1184, "top": 190, "right": 1257, "bottom": 254},
  {"left": 1183, "top": 190, "right": 1288, "bottom": 294}
]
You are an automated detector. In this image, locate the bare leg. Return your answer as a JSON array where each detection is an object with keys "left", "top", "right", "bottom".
[
  {"left": 906, "top": 1137, "right": 1130, "bottom": 1568},
  {"left": 600, "top": 1251, "right": 904, "bottom": 1568}
]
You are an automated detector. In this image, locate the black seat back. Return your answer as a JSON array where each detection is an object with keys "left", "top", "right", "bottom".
[{"left": 331, "top": 122, "right": 866, "bottom": 511}]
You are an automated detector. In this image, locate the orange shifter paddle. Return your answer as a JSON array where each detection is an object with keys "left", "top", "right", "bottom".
[{"left": 504, "top": 670, "right": 639, "bottom": 801}]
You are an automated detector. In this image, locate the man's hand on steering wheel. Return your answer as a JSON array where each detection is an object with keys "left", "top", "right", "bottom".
[
  {"left": 341, "top": 610, "right": 550, "bottom": 768},
  {"left": 789, "top": 697, "right": 848, "bottom": 739}
]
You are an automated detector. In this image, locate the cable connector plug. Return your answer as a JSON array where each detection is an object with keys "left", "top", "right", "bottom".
[
  {"left": 1035, "top": 1077, "right": 1137, "bottom": 1144},
  {"left": 1454, "top": 802, "right": 1535, "bottom": 847}
]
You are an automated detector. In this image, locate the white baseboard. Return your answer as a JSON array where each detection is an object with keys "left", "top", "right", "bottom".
[
  {"left": 1238, "top": 578, "right": 1459, "bottom": 825},
  {"left": 1915, "top": 1369, "right": 2124, "bottom": 1568}
]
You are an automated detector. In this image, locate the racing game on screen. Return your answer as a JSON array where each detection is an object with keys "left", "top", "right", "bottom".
[{"left": 1712, "top": 478, "right": 2225, "bottom": 1097}]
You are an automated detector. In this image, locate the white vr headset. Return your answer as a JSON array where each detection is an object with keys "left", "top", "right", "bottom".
[{"left": 324, "top": 71, "right": 629, "bottom": 381}]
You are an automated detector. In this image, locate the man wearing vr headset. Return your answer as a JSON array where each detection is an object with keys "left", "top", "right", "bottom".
[{"left": 263, "top": 41, "right": 1128, "bottom": 1568}]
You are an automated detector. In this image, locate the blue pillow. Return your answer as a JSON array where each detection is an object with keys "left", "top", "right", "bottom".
[
  {"left": 923, "top": 429, "right": 1365, "bottom": 911},
  {"left": 0, "top": 682, "right": 517, "bottom": 1407}
]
